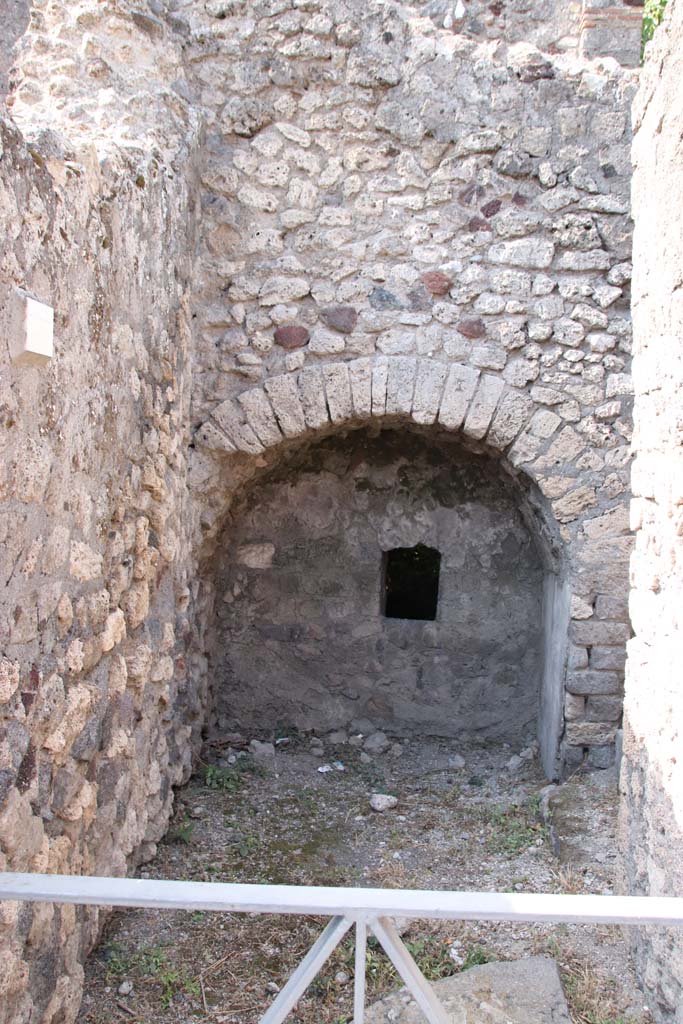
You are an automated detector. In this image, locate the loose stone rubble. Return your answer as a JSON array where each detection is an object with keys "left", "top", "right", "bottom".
[{"left": 0, "top": 1, "right": 676, "bottom": 1022}]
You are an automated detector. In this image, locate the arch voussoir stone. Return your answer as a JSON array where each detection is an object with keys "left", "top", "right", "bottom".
[
  {"left": 299, "top": 365, "right": 330, "bottom": 430},
  {"left": 238, "top": 387, "right": 283, "bottom": 448},
  {"left": 196, "top": 359, "right": 546, "bottom": 466}
]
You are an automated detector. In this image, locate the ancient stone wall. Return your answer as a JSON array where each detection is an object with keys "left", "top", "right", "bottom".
[
  {"left": 0, "top": 5, "right": 206, "bottom": 1022},
  {"left": 0, "top": 1, "right": 648, "bottom": 1022},
  {"left": 187, "top": 0, "right": 638, "bottom": 777},
  {"left": 213, "top": 428, "right": 547, "bottom": 742},
  {"left": 620, "top": 1, "right": 683, "bottom": 1019},
  {"left": 0, "top": 0, "right": 29, "bottom": 99}
]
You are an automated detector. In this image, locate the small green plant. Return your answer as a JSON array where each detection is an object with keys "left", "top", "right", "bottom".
[
  {"left": 103, "top": 942, "right": 134, "bottom": 977},
  {"left": 461, "top": 945, "right": 493, "bottom": 971},
  {"left": 234, "top": 832, "right": 259, "bottom": 859},
  {"left": 642, "top": 0, "right": 667, "bottom": 56},
  {"left": 168, "top": 817, "right": 195, "bottom": 844},
  {"left": 201, "top": 755, "right": 265, "bottom": 792},
  {"left": 403, "top": 936, "right": 456, "bottom": 981},
  {"left": 156, "top": 965, "right": 200, "bottom": 1008},
  {"left": 202, "top": 764, "right": 245, "bottom": 792},
  {"left": 486, "top": 799, "right": 546, "bottom": 855}
]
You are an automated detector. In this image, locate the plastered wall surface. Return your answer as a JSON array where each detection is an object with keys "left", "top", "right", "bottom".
[
  {"left": 213, "top": 428, "right": 546, "bottom": 741},
  {"left": 0, "top": 1, "right": 647, "bottom": 1020},
  {"left": 620, "top": 2, "right": 683, "bottom": 1019}
]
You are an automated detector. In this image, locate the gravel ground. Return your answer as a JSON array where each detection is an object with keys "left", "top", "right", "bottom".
[{"left": 77, "top": 734, "right": 654, "bottom": 1024}]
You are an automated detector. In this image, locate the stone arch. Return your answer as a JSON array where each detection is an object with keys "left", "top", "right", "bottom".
[
  {"left": 193, "top": 358, "right": 584, "bottom": 778},
  {"left": 196, "top": 357, "right": 588, "bottom": 540}
]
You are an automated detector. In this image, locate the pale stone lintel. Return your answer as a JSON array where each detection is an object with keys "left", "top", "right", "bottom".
[
  {"left": 411, "top": 360, "right": 449, "bottom": 426},
  {"left": 464, "top": 374, "right": 505, "bottom": 440},
  {"left": 438, "top": 363, "right": 479, "bottom": 431},
  {"left": 323, "top": 363, "right": 353, "bottom": 423},
  {"left": 386, "top": 357, "right": 417, "bottom": 416},
  {"left": 211, "top": 399, "right": 264, "bottom": 455},
  {"left": 348, "top": 358, "right": 373, "bottom": 419},
  {"left": 264, "top": 374, "right": 307, "bottom": 438},
  {"left": 298, "top": 366, "right": 330, "bottom": 431},
  {"left": 238, "top": 388, "right": 283, "bottom": 447}
]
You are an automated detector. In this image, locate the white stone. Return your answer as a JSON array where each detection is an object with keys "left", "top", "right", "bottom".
[
  {"left": 10, "top": 290, "right": 54, "bottom": 366},
  {"left": 369, "top": 793, "right": 398, "bottom": 812}
]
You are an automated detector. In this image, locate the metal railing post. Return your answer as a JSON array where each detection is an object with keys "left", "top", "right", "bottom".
[{"left": 353, "top": 918, "right": 367, "bottom": 1024}]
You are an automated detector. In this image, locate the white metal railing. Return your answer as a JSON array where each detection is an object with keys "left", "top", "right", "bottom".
[{"left": 2, "top": 873, "right": 683, "bottom": 1024}]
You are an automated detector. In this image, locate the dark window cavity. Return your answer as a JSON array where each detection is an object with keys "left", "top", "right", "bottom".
[{"left": 382, "top": 544, "right": 441, "bottom": 621}]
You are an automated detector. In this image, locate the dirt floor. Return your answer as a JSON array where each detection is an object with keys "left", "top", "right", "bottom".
[{"left": 77, "top": 733, "right": 654, "bottom": 1024}]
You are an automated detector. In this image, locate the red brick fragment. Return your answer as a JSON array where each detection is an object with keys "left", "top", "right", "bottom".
[
  {"left": 320, "top": 305, "right": 358, "bottom": 333},
  {"left": 457, "top": 318, "right": 487, "bottom": 340},
  {"left": 481, "top": 199, "right": 502, "bottom": 218},
  {"left": 274, "top": 325, "right": 310, "bottom": 350},
  {"left": 421, "top": 271, "right": 453, "bottom": 296}
]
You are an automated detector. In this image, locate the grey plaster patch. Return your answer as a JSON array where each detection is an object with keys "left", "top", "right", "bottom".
[{"left": 212, "top": 429, "right": 548, "bottom": 744}]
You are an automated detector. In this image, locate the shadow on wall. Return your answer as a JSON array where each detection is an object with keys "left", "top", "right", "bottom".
[
  {"left": 205, "top": 424, "right": 569, "bottom": 777},
  {"left": 0, "top": 0, "right": 29, "bottom": 99},
  {"left": 619, "top": 710, "right": 683, "bottom": 1020}
]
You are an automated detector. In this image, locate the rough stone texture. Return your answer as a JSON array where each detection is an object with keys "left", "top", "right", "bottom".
[
  {"left": 212, "top": 430, "right": 546, "bottom": 743},
  {"left": 364, "top": 956, "right": 571, "bottom": 1024},
  {"left": 0, "top": 0, "right": 28, "bottom": 99},
  {"left": 188, "top": 0, "right": 638, "bottom": 783},
  {"left": 0, "top": 8, "right": 207, "bottom": 1024},
  {"left": 620, "top": 4, "right": 683, "bottom": 1021},
  {"left": 0, "top": 1, "right": 648, "bottom": 1022}
]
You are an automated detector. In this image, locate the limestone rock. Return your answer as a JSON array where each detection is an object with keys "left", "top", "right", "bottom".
[
  {"left": 369, "top": 793, "right": 398, "bottom": 813},
  {"left": 364, "top": 731, "right": 390, "bottom": 755},
  {"left": 364, "top": 957, "right": 571, "bottom": 1024}
]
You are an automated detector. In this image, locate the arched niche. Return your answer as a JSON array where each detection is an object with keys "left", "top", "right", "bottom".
[{"left": 200, "top": 422, "right": 569, "bottom": 778}]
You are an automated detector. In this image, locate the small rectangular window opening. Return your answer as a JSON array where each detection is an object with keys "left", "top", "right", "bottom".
[{"left": 382, "top": 544, "right": 441, "bottom": 621}]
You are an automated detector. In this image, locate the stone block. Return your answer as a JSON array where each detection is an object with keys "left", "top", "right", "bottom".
[
  {"left": 464, "top": 374, "right": 505, "bottom": 440},
  {"left": 371, "top": 358, "right": 389, "bottom": 416},
  {"left": 195, "top": 421, "right": 236, "bottom": 452},
  {"left": 238, "top": 388, "right": 283, "bottom": 447},
  {"left": 365, "top": 956, "right": 571, "bottom": 1024},
  {"left": 488, "top": 238, "right": 555, "bottom": 269},
  {"left": 590, "top": 646, "right": 627, "bottom": 671},
  {"left": 385, "top": 357, "right": 417, "bottom": 416},
  {"left": 323, "top": 363, "right": 353, "bottom": 423},
  {"left": 264, "top": 374, "right": 307, "bottom": 437},
  {"left": 438, "top": 363, "right": 479, "bottom": 430},
  {"left": 487, "top": 388, "right": 534, "bottom": 448},
  {"left": 298, "top": 367, "right": 330, "bottom": 431},
  {"left": 566, "top": 670, "right": 621, "bottom": 695},
  {"left": 212, "top": 399, "right": 264, "bottom": 454},
  {"left": 411, "top": 360, "right": 448, "bottom": 425},
  {"left": 348, "top": 358, "right": 373, "bottom": 418},
  {"left": 571, "top": 620, "right": 631, "bottom": 645},
  {"left": 585, "top": 695, "right": 623, "bottom": 722},
  {"left": 565, "top": 721, "right": 618, "bottom": 746}
]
